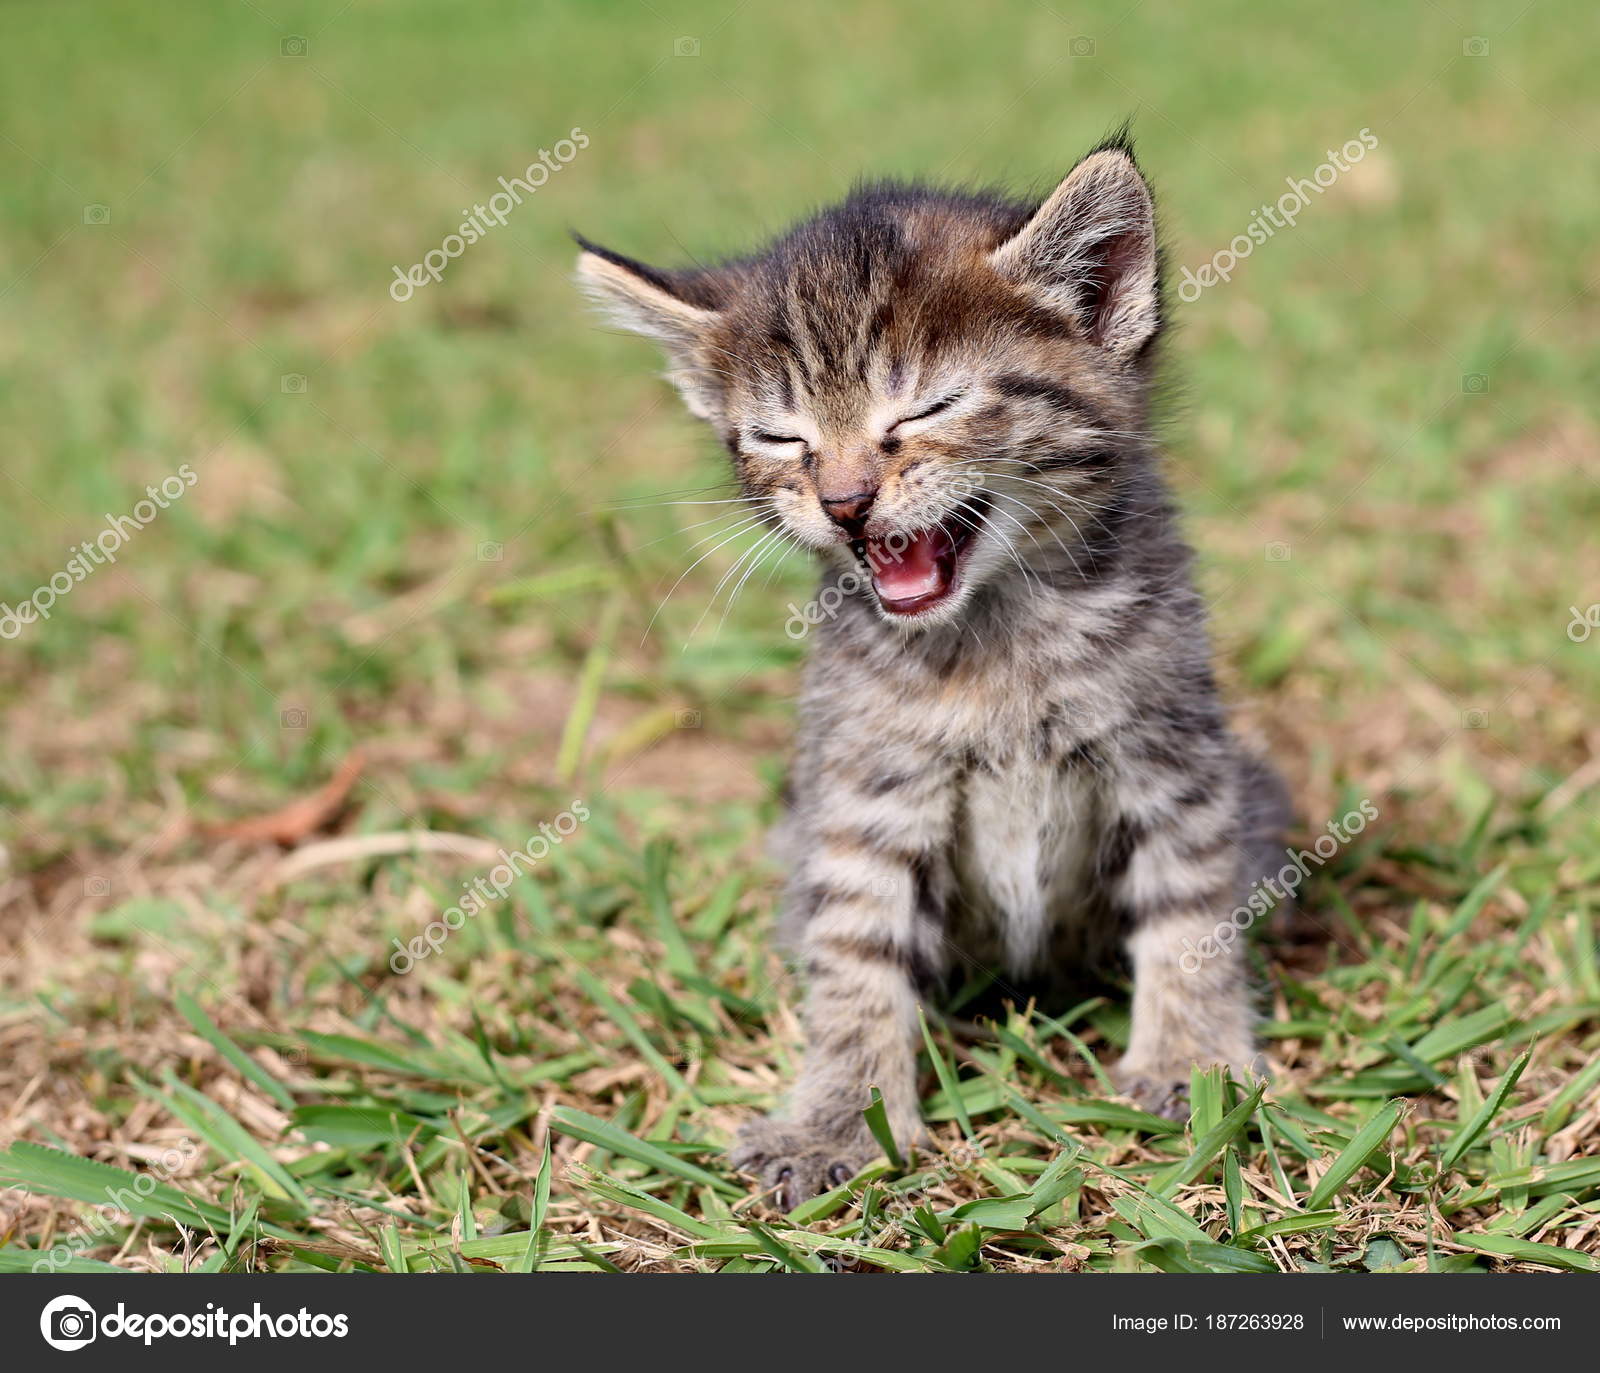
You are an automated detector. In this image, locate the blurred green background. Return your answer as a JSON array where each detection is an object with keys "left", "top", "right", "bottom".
[
  {"left": 1, "top": 0, "right": 1595, "bottom": 829},
  {"left": 1, "top": 0, "right": 1598, "bottom": 1274}
]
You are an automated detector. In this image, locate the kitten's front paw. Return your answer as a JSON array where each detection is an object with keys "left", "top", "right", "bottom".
[
  {"left": 1112, "top": 1066, "right": 1193, "bottom": 1120},
  {"left": 1113, "top": 1051, "right": 1262, "bottom": 1122},
  {"left": 729, "top": 1118, "right": 877, "bottom": 1210}
]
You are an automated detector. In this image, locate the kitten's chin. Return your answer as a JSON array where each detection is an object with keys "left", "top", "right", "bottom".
[{"left": 869, "top": 581, "right": 976, "bottom": 630}]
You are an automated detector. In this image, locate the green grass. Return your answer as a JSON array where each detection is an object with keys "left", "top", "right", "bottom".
[{"left": 1, "top": 0, "right": 1598, "bottom": 1273}]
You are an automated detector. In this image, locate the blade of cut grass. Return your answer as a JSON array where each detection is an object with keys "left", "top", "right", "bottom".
[
  {"left": 550, "top": 1106, "right": 738, "bottom": 1196},
  {"left": 0, "top": 1141, "right": 238, "bottom": 1233},
  {"left": 569, "top": 1239, "right": 626, "bottom": 1273},
  {"left": 919, "top": 1008, "right": 973, "bottom": 1138},
  {"left": 1053, "top": 1100, "right": 1184, "bottom": 1135},
  {"left": 517, "top": 1140, "right": 553, "bottom": 1272},
  {"left": 931, "top": 1221, "right": 984, "bottom": 1270},
  {"left": 572, "top": 966, "right": 699, "bottom": 1104},
  {"left": 744, "top": 1220, "right": 829, "bottom": 1272},
  {"left": 290, "top": 1029, "right": 493, "bottom": 1085},
  {"left": 175, "top": 991, "right": 295, "bottom": 1110},
  {"left": 862, "top": 1086, "right": 904, "bottom": 1170},
  {"left": 945, "top": 1194, "right": 1035, "bottom": 1228},
  {"left": 1485, "top": 1157, "right": 1600, "bottom": 1197},
  {"left": 1110, "top": 1192, "right": 1212, "bottom": 1245},
  {"left": 1152, "top": 1079, "right": 1266, "bottom": 1198},
  {"left": 1407, "top": 1004, "right": 1514, "bottom": 1063},
  {"left": 0, "top": 1249, "right": 128, "bottom": 1274},
  {"left": 1033, "top": 1008, "right": 1117, "bottom": 1094},
  {"left": 1026, "top": 1147, "right": 1083, "bottom": 1215},
  {"left": 378, "top": 1224, "right": 407, "bottom": 1274},
  {"left": 1441, "top": 1049, "right": 1531, "bottom": 1170},
  {"left": 290, "top": 1103, "right": 434, "bottom": 1150},
  {"left": 1486, "top": 1191, "right": 1576, "bottom": 1237},
  {"left": 985, "top": 1021, "right": 1076, "bottom": 1089},
  {"left": 142, "top": 1072, "right": 310, "bottom": 1210},
  {"left": 1234, "top": 1210, "right": 1342, "bottom": 1244},
  {"left": 642, "top": 839, "right": 698, "bottom": 980},
  {"left": 786, "top": 1159, "right": 893, "bottom": 1225},
  {"left": 1540, "top": 1052, "right": 1600, "bottom": 1133},
  {"left": 1137, "top": 1236, "right": 1276, "bottom": 1273},
  {"left": 1452, "top": 1232, "right": 1600, "bottom": 1273},
  {"left": 555, "top": 590, "right": 624, "bottom": 782},
  {"left": 575, "top": 1169, "right": 730, "bottom": 1241},
  {"left": 1307, "top": 1099, "right": 1406, "bottom": 1209}
]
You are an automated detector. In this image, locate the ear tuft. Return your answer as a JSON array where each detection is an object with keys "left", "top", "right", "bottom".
[
  {"left": 573, "top": 236, "right": 725, "bottom": 418},
  {"left": 573, "top": 238, "right": 719, "bottom": 349},
  {"left": 988, "top": 147, "right": 1160, "bottom": 356}
]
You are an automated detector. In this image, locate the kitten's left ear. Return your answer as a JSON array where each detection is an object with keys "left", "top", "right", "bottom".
[
  {"left": 573, "top": 235, "right": 724, "bottom": 418},
  {"left": 988, "top": 146, "right": 1160, "bottom": 357}
]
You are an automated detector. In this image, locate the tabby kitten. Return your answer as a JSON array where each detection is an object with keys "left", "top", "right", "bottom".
[{"left": 577, "top": 133, "right": 1290, "bottom": 1208}]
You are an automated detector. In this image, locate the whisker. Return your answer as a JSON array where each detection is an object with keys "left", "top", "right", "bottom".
[
  {"left": 760, "top": 531, "right": 806, "bottom": 591},
  {"left": 632, "top": 502, "right": 775, "bottom": 553},
  {"left": 720, "top": 527, "right": 795, "bottom": 630},
  {"left": 949, "top": 497, "right": 1044, "bottom": 604},
  {"left": 987, "top": 490, "right": 1084, "bottom": 580},
  {"left": 692, "top": 524, "right": 785, "bottom": 641},
  {"left": 641, "top": 513, "right": 774, "bottom": 645},
  {"left": 964, "top": 459, "right": 1160, "bottom": 522},
  {"left": 964, "top": 497, "right": 1050, "bottom": 592},
  {"left": 602, "top": 484, "right": 743, "bottom": 509}
]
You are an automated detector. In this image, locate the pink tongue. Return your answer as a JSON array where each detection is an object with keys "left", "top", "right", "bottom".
[{"left": 868, "top": 528, "right": 949, "bottom": 602}]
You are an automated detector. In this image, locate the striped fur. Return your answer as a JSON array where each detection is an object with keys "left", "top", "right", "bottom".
[{"left": 578, "top": 134, "right": 1291, "bottom": 1207}]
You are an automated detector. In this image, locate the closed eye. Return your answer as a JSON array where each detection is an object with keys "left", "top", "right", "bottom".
[
  {"left": 891, "top": 391, "right": 965, "bottom": 430},
  {"left": 751, "top": 430, "right": 804, "bottom": 446}
]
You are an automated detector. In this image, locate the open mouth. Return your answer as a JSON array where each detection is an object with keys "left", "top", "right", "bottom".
[{"left": 854, "top": 497, "right": 987, "bottom": 617}]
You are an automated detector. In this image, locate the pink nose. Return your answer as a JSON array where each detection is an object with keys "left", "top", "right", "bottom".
[{"left": 820, "top": 490, "right": 875, "bottom": 534}]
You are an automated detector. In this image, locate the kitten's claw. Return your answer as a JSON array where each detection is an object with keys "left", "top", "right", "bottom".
[
  {"left": 1114, "top": 1072, "right": 1192, "bottom": 1120},
  {"left": 1114, "top": 1050, "right": 1262, "bottom": 1122},
  {"left": 730, "top": 1118, "right": 875, "bottom": 1210}
]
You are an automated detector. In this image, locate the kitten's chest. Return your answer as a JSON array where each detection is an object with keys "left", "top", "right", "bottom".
[{"left": 950, "top": 745, "right": 1103, "bottom": 976}]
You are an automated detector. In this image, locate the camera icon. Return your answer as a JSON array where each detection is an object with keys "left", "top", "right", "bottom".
[
  {"left": 280, "top": 708, "right": 307, "bottom": 728},
  {"left": 477, "top": 540, "right": 504, "bottom": 562},
  {"left": 281, "top": 35, "right": 308, "bottom": 57},
  {"left": 280, "top": 373, "right": 308, "bottom": 394},
  {"left": 1461, "top": 372, "right": 1489, "bottom": 394},
  {"left": 1462, "top": 708, "right": 1489, "bottom": 730},
  {"left": 84, "top": 875, "right": 111, "bottom": 897},
  {"left": 675, "top": 708, "right": 702, "bottom": 729},
  {"left": 1264, "top": 541, "right": 1291, "bottom": 562},
  {"left": 82, "top": 204, "right": 111, "bottom": 226},
  {"left": 1069, "top": 36, "right": 1095, "bottom": 56},
  {"left": 673, "top": 36, "right": 700, "bottom": 57},
  {"left": 280, "top": 1042, "right": 309, "bottom": 1067},
  {"left": 1463, "top": 36, "right": 1488, "bottom": 57},
  {"left": 40, "top": 1295, "right": 97, "bottom": 1350}
]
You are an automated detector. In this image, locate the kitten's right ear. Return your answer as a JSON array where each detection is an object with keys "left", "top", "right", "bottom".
[
  {"left": 987, "top": 145, "right": 1160, "bottom": 357},
  {"left": 574, "top": 235, "right": 723, "bottom": 419}
]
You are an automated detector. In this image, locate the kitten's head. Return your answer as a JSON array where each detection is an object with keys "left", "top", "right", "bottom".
[{"left": 577, "top": 136, "right": 1162, "bottom": 628}]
